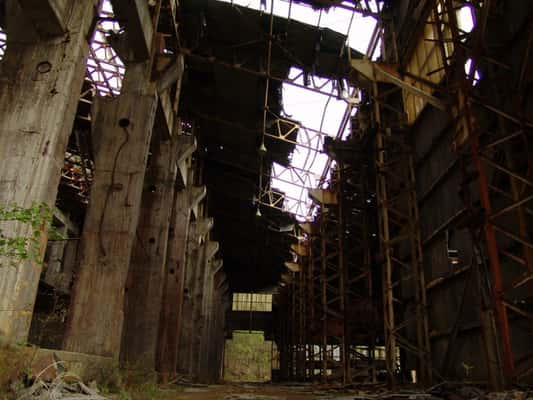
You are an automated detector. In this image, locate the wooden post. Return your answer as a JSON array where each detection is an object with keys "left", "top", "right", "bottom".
[{"left": 64, "top": 63, "right": 157, "bottom": 358}]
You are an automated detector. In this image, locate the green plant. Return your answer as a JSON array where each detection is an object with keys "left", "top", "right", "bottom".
[{"left": 0, "top": 202, "right": 64, "bottom": 266}]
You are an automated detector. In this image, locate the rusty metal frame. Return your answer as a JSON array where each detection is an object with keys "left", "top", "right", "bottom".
[
  {"left": 340, "top": 160, "right": 377, "bottom": 383},
  {"left": 435, "top": 0, "right": 533, "bottom": 385},
  {"left": 372, "top": 79, "right": 432, "bottom": 386}
]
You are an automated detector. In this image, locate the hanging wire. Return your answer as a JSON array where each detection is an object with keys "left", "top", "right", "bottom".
[{"left": 257, "top": 0, "right": 275, "bottom": 215}]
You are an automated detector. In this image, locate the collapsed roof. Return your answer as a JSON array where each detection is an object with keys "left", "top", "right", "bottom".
[{"left": 178, "top": 0, "right": 363, "bottom": 291}]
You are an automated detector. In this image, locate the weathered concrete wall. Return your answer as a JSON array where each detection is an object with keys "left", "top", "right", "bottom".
[{"left": 0, "top": 0, "right": 97, "bottom": 342}]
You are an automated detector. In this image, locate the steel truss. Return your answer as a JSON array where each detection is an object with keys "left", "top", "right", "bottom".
[{"left": 432, "top": 0, "right": 533, "bottom": 386}]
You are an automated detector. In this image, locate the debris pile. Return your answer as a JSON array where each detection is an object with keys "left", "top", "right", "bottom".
[{"left": 17, "top": 372, "right": 106, "bottom": 400}]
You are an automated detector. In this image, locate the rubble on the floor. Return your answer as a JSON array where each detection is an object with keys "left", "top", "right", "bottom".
[
  {"left": 17, "top": 371, "right": 106, "bottom": 400},
  {"left": 223, "top": 395, "right": 286, "bottom": 400}
]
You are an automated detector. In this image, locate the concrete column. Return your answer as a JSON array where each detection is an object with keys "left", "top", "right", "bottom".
[
  {"left": 177, "top": 224, "right": 203, "bottom": 376},
  {"left": 202, "top": 261, "right": 223, "bottom": 382},
  {"left": 213, "top": 293, "right": 230, "bottom": 381},
  {"left": 0, "top": 0, "right": 97, "bottom": 342},
  {"left": 177, "top": 218, "right": 213, "bottom": 376},
  {"left": 64, "top": 63, "right": 157, "bottom": 358},
  {"left": 120, "top": 130, "right": 179, "bottom": 368},
  {"left": 156, "top": 187, "right": 190, "bottom": 380},
  {"left": 196, "top": 248, "right": 219, "bottom": 381},
  {"left": 206, "top": 269, "right": 226, "bottom": 382}
]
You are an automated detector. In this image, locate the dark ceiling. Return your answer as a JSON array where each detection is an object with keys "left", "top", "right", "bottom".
[{"left": 178, "top": 0, "right": 362, "bottom": 292}]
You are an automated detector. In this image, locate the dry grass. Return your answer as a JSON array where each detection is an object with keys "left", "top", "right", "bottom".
[{"left": 0, "top": 338, "right": 35, "bottom": 398}]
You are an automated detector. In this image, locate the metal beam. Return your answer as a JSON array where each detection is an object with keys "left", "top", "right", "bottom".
[{"left": 351, "top": 59, "right": 446, "bottom": 111}]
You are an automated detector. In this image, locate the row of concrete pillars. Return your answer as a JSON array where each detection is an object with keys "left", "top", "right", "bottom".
[{"left": 0, "top": 0, "right": 229, "bottom": 382}]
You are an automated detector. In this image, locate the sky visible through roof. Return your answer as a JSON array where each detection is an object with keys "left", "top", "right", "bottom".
[
  {"left": 217, "top": 0, "right": 381, "bottom": 220},
  {"left": 0, "top": 0, "right": 382, "bottom": 222},
  {"left": 0, "top": 1, "right": 476, "bottom": 222}
]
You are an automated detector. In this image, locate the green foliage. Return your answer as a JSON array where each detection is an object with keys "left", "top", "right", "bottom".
[
  {"left": 0, "top": 202, "right": 64, "bottom": 266},
  {"left": 224, "top": 331, "right": 272, "bottom": 382}
]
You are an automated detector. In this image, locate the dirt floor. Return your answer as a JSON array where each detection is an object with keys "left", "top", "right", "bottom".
[{"left": 176, "top": 383, "right": 359, "bottom": 400}]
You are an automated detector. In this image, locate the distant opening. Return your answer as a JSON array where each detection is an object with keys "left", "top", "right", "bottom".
[
  {"left": 232, "top": 293, "right": 272, "bottom": 312},
  {"left": 223, "top": 331, "right": 274, "bottom": 382}
]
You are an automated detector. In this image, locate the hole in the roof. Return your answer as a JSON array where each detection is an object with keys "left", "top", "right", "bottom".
[
  {"left": 457, "top": 5, "right": 475, "bottom": 35},
  {"left": 0, "top": 27, "right": 7, "bottom": 60},
  {"left": 217, "top": 0, "right": 377, "bottom": 221},
  {"left": 465, "top": 58, "right": 481, "bottom": 85},
  {"left": 86, "top": 0, "right": 126, "bottom": 96}
]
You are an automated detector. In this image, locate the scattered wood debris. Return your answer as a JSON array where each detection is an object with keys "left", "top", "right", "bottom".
[{"left": 17, "top": 370, "right": 106, "bottom": 400}]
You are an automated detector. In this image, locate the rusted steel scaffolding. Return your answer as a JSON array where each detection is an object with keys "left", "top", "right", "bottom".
[
  {"left": 283, "top": 156, "right": 379, "bottom": 384},
  {"left": 340, "top": 159, "right": 377, "bottom": 384},
  {"left": 432, "top": 0, "right": 533, "bottom": 386},
  {"left": 372, "top": 81, "right": 432, "bottom": 387}
]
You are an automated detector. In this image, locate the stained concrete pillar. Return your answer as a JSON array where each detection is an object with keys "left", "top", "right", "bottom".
[
  {"left": 205, "top": 268, "right": 227, "bottom": 382},
  {"left": 120, "top": 129, "right": 179, "bottom": 368},
  {"left": 64, "top": 63, "right": 157, "bottom": 358},
  {"left": 196, "top": 250, "right": 219, "bottom": 381},
  {"left": 156, "top": 131, "right": 198, "bottom": 380},
  {"left": 177, "top": 217, "right": 213, "bottom": 376},
  {"left": 212, "top": 290, "right": 230, "bottom": 382},
  {"left": 201, "top": 260, "right": 223, "bottom": 382},
  {"left": 0, "top": 0, "right": 97, "bottom": 342},
  {"left": 156, "top": 183, "right": 203, "bottom": 379},
  {"left": 193, "top": 240, "right": 218, "bottom": 379}
]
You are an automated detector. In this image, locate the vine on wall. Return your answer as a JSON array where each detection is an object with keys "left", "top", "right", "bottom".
[{"left": 0, "top": 203, "right": 63, "bottom": 266}]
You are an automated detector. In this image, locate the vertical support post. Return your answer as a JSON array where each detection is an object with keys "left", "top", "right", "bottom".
[
  {"left": 373, "top": 79, "right": 431, "bottom": 386},
  {"left": 64, "top": 63, "right": 157, "bottom": 357},
  {"left": 320, "top": 214, "right": 328, "bottom": 383},
  {"left": 337, "top": 169, "right": 348, "bottom": 385},
  {"left": 157, "top": 186, "right": 191, "bottom": 380},
  {"left": 121, "top": 129, "right": 179, "bottom": 368}
]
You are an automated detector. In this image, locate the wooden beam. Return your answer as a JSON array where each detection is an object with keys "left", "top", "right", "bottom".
[{"left": 351, "top": 59, "right": 446, "bottom": 111}]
